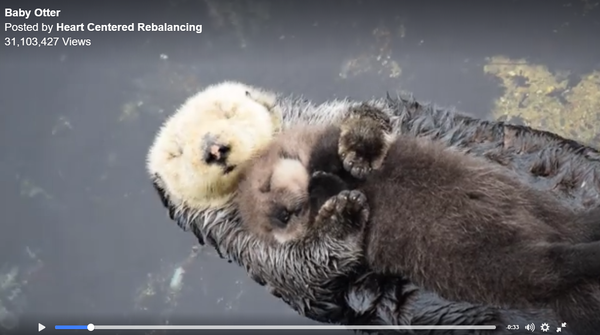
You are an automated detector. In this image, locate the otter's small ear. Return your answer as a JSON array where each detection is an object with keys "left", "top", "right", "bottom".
[{"left": 245, "top": 89, "right": 277, "bottom": 111}]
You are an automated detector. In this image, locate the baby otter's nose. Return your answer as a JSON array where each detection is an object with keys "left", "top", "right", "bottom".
[{"left": 203, "top": 141, "right": 231, "bottom": 165}]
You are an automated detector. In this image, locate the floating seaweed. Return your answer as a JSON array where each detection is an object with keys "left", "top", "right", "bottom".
[{"left": 485, "top": 56, "right": 600, "bottom": 146}]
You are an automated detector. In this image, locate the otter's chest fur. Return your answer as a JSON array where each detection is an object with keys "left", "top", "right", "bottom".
[{"left": 360, "top": 138, "right": 573, "bottom": 267}]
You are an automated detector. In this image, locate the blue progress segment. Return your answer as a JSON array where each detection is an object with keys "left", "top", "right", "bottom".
[{"left": 55, "top": 325, "right": 88, "bottom": 330}]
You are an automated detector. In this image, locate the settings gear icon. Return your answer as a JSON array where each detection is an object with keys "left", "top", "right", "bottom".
[{"left": 540, "top": 323, "right": 550, "bottom": 332}]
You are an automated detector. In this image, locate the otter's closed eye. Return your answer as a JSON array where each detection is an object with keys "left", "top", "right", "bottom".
[
  {"left": 276, "top": 208, "right": 291, "bottom": 224},
  {"left": 269, "top": 206, "right": 292, "bottom": 228}
]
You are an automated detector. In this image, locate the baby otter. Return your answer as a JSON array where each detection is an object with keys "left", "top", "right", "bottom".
[
  {"left": 235, "top": 104, "right": 600, "bottom": 335},
  {"left": 235, "top": 105, "right": 391, "bottom": 245}
]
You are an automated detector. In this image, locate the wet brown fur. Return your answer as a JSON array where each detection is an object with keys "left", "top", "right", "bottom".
[
  {"left": 350, "top": 135, "right": 600, "bottom": 324},
  {"left": 237, "top": 105, "right": 600, "bottom": 335}
]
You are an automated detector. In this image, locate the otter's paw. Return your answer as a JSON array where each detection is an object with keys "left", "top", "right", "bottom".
[
  {"left": 316, "top": 190, "right": 369, "bottom": 233},
  {"left": 339, "top": 106, "right": 392, "bottom": 179},
  {"left": 339, "top": 147, "right": 373, "bottom": 180}
]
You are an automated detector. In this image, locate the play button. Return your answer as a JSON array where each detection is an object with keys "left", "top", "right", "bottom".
[{"left": 38, "top": 323, "right": 45, "bottom": 332}]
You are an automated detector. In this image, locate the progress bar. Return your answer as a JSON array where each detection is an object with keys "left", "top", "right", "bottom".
[{"left": 54, "top": 324, "right": 497, "bottom": 331}]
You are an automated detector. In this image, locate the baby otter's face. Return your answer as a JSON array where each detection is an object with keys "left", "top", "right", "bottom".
[
  {"left": 147, "top": 82, "right": 282, "bottom": 211},
  {"left": 264, "top": 158, "right": 312, "bottom": 243},
  {"left": 237, "top": 155, "right": 315, "bottom": 245}
]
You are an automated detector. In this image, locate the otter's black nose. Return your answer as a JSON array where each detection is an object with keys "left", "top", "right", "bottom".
[{"left": 203, "top": 141, "right": 231, "bottom": 165}]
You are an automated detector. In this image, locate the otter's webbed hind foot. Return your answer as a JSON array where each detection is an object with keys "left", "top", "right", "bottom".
[
  {"left": 312, "top": 190, "right": 369, "bottom": 240},
  {"left": 339, "top": 104, "right": 393, "bottom": 179}
]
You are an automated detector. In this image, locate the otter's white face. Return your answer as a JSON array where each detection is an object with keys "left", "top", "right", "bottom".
[{"left": 147, "top": 81, "right": 282, "bottom": 213}]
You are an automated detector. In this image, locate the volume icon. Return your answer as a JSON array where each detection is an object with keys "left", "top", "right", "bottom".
[{"left": 525, "top": 323, "right": 535, "bottom": 332}]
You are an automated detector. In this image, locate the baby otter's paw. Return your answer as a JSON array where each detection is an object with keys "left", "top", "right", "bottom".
[
  {"left": 315, "top": 190, "right": 369, "bottom": 236},
  {"left": 339, "top": 105, "right": 393, "bottom": 179}
]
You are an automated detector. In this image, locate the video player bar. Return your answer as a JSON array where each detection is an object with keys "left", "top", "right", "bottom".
[{"left": 47, "top": 324, "right": 497, "bottom": 331}]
